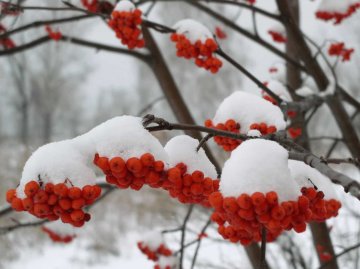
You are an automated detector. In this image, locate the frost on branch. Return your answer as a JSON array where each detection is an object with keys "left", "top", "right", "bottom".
[
  {"left": 205, "top": 91, "right": 286, "bottom": 151},
  {"left": 316, "top": 0, "right": 360, "bottom": 24},
  {"left": 108, "top": 0, "right": 145, "bottom": 49},
  {"left": 163, "top": 135, "right": 219, "bottom": 206},
  {"left": 137, "top": 231, "right": 172, "bottom": 261},
  {"left": 6, "top": 140, "right": 100, "bottom": 227},
  {"left": 170, "top": 19, "right": 223, "bottom": 73}
]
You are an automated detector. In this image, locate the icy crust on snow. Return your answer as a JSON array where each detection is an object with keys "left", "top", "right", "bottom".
[
  {"left": 173, "top": 19, "right": 213, "bottom": 43},
  {"left": 317, "top": 0, "right": 355, "bottom": 13},
  {"left": 288, "top": 160, "right": 337, "bottom": 199},
  {"left": 164, "top": 135, "right": 217, "bottom": 179},
  {"left": 267, "top": 80, "right": 291, "bottom": 101},
  {"left": 142, "top": 231, "right": 164, "bottom": 251},
  {"left": 113, "top": 0, "right": 136, "bottom": 12},
  {"left": 76, "top": 116, "right": 169, "bottom": 163},
  {"left": 220, "top": 140, "right": 300, "bottom": 202},
  {"left": 158, "top": 256, "right": 178, "bottom": 269},
  {"left": 17, "top": 140, "right": 96, "bottom": 198},
  {"left": 212, "top": 91, "right": 286, "bottom": 133}
]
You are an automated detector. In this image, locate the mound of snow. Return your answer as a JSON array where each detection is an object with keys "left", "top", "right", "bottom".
[
  {"left": 17, "top": 140, "right": 96, "bottom": 198},
  {"left": 267, "top": 80, "right": 291, "bottom": 101},
  {"left": 164, "top": 135, "right": 217, "bottom": 178},
  {"left": 173, "top": 19, "right": 213, "bottom": 43},
  {"left": 212, "top": 91, "right": 286, "bottom": 132},
  {"left": 288, "top": 160, "right": 337, "bottom": 199},
  {"left": 113, "top": 0, "right": 136, "bottom": 12},
  {"left": 220, "top": 139, "right": 300, "bottom": 202}
]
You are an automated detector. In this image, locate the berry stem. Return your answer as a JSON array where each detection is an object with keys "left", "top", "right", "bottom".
[{"left": 260, "top": 226, "right": 267, "bottom": 269}]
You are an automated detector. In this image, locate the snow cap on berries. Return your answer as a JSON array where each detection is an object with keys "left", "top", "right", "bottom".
[
  {"left": 164, "top": 135, "right": 217, "bottom": 178},
  {"left": 113, "top": 0, "right": 136, "bottom": 12},
  {"left": 288, "top": 160, "right": 338, "bottom": 199},
  {"left": 212, "top": 91, "right": 286, "bottom": 133},
  {"left": 220, "top": 139, "right": 300, "bottom": 202},
  {"left": 173, "top": 19, "right": 214, "bottom": 43},
  {"left": 17, "top": 140, "right": 96, "bottom": 198},
  {"left": 75, "top": 116, "right": 169, "bottom": 163},
  {"left": 269, "top": 63, "right": 286, "bottom": 84},
  {"left": 142, "top": 230, "right": 165, "bottom": 251},
  {"left": 268, "top": 21, "right": 287, "bottom": 42}
]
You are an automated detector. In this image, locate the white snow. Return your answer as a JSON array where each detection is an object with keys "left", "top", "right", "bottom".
[
  {"left": 269, "top": 63, "right": 286, "bottom": 84},
  {"left": 288, "top": 160, "right": 337, "bottom": 199},
  {"left": 43, "top": 221, "right": 77, "bottom": 237},
  {"left": 141, "top": 231, "right": 165, "bottom": 251},
  {"left": 158, "top": 256, "right": 178, "bottom": 269},
  {"left": 173, "top": 19, "right": 214, "bottom": 43},
  {"left": 74, "top": 116, "right": 169, "bottom": 163},
  {"left": 212, "top": 91, "right": 286, "bottom": 132},
  {"left": 220, "top": 139, "right": 300, "bottom": 202},
  {"left": 268, "top": 21, "right": 286, "bottom": 36},
  {"left": 247, "top": 130, "right": 262, "bottom": 137},
  {"left": 317, "top": 0, "right": 354, "bottom": 13},
  {"left": 113, "top": 0, "right": 136, "bottom": 13},
  {"left": 295, "top": 86, "right": 315, "bottom": 97},
  {"left": 17, "top": 140, "right": 96, "bottom": 198},
  {"left": 267, "top": 80, "right": 292, "bottom": 101},
  {"left": 164, "top": 135, "right": 217, "bottom": 179}
]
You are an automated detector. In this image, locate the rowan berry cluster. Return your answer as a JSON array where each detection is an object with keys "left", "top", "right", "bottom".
[
  {"left": 81, "top": 0, "right": 114, "bottom": 14},
  {"left": 170, "top": 33, "right": 223, "bottom": 73},
  {"left": 204, "top": 119, "right": 241, "bottom": 151},
  {"left": 316, "top": 3, "right": 360, "bottom": 24},
  {"left": 268, "top": 30, "right": 287, "bottom": 43},
  {"left": 137, "top": 242, "right": 172, "bottom": 261},
  {"left": 41, "top": 226, "right": 76, "bottom": 243},
  {"left": 108, "top": 8, "right": 145, "bottom": 49},
  {"left": 45, "top": 25, "right": 62, "bottom": 41},
  {"left": 162, "top": 163, "right": 220, "bottom": 207},
  {"left": 6, "top": 180, "right": 101, "bottom": 227},
  {"left": 204, "top": 119, "right": 277, "bottom": 152},
  {"left": 94, "top": 153, "right": 165, "bottom": 191},
  {"left": 0, "top": 24, "right": 15, "bottom": 49},
  {"left": 301, "top": 187, "right": 341, "bottom": 221},
  {"left": 209, "top": 187, "right": 341, "bottom": 245},
  {"left": 328, "top": 42, "right": 354, "bottom": 62},
  {"left": 288, "top": 127, "right": 302, "bottom": 139}
]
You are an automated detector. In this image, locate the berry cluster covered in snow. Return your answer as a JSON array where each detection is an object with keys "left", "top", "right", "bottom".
[
  {"left": 268, "top": 22, "right": 287, "bottom": 43},
  {"left": 315, "top": 0, "right": 360, "bottom": 24},
  {"left": 108, "top": 0, "right": 145, "bottom": 49},
  {"left": 137, "top": 231, "right": 173, "bottom": 261},
  {"left": 171, "top": 19, "right": 222, "bottom": 73},
  {"left": 209, "top": 140, "right": 341, "bottom": 245},
  {"left": 205, "top": 91, "right": 286, "bottom": 151}
]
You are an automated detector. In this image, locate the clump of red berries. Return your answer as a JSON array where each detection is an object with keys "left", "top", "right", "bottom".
[
  {"left": 108, "top": 7, "right": 145, "bottom": 49},
  {"left": 6, "top": 180, "right": 101, "bottom": 227},
  {"left": 0, "top": 24, "right": 15, "bottom": 49},
  {"left": 301, "top": 187, "right": 341, "bottom": 222},
  {"left": 162, "top": 163, "right": 220, "bottom": 207},
  {"left": 316, "top": 3, "right": 360, "bottom": 24},
  {"left": 81, "top": 0, "right": 114, "bottom": 14},
  {"left": 215, "top": 27, "right": 227, "bottom": 40},
  {"left": 288, "top": 127, "right": 302, "bottom": 139},
  {"left": 45, "top": 25, "right": 62, "bottom": 41},
  {"left": 137, "top": 242, "right": 172, "bottom": 261},
  {"left": 268, "top": 30, "right": 287, "bottom": 43},
  {"left": 209, "top": 191, "right": 313, "bottom": 245},
  {"left": 204, "top": 119, "right": 241, "bottom": 151},
  {"left": 328, "top": 42, "right": 354, "bottom": 62},
  {"left": 41, "top": 226, "right": 76, "bottom": 243},
  {"left": 170, "top": 33, "right": 222, "bottom": 73},
  {"left": 94, "top": 153, "right": 166, "bottom": 191}
]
